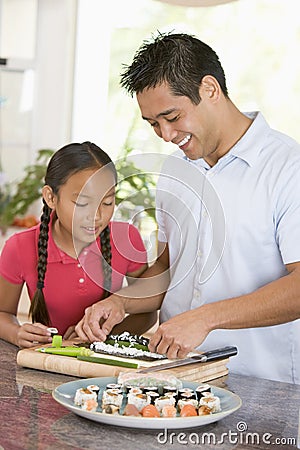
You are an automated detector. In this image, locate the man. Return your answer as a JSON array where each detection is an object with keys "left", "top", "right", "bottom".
[{"left": 76, "top": 32, "right": 300, "bottom": 383}]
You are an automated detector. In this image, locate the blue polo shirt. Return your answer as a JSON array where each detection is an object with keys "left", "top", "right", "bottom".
[{"left": 156, "top": 111, "right": 300, "bottom": 383}]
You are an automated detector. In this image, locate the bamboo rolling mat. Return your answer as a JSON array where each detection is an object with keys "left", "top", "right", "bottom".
[{"left": 17, "top": 341, "right": 230, "bottom": 383}]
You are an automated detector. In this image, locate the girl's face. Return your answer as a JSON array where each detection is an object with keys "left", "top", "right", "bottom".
[{"left": 44, "top": 167, "right": 116, "bottom": 255}]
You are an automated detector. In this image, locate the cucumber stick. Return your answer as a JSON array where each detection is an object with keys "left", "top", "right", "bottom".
[
  {"left": 77, "top": 354, "right": 139, "bottom": 368},
  {"left": 37, "top": 346, "right": 92, "bottom": 357}
]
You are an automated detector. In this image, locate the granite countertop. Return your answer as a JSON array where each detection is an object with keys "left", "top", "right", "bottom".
[{"left": 0, "top": 338, "right": 299, "bottom": 450}]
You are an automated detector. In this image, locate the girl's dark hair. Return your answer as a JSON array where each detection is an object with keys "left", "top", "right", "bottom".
[
  {"left": 120, "top": 31, "right": 228, "bottom": 104},
  {"left": 29, "top": 141, "right": 117, "bottom": 326}
]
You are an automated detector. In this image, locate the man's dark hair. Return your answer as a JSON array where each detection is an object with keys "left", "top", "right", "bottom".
[{"left": 120, "top": 31, "right": 228, "bottom": 104}]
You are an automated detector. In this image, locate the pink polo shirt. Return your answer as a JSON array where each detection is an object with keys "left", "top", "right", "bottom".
[{"left": 0, "top": 221, "right": 147, "bottom": 335}]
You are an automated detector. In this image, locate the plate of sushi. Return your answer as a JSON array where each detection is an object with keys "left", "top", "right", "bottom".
[{"left": 52, "top": 372, "right": 242, "bottom": 429}]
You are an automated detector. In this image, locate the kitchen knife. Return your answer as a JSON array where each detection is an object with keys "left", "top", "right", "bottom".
[{"left": 138, "top": 345, "right": 238, "bottom": 373}]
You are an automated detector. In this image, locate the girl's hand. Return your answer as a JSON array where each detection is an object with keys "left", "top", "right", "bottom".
[
  {"left": 75, "top": 296, "right": 125, "bottom": 343},
  {"left": 16, "top": 322, "right": 52, "bottom": 348}
]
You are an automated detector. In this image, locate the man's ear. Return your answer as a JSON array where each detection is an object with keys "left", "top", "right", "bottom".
[
  {"left": 42, "top": 185, "right": 56, "bottom": 210},
  {"left": 199, "top": 75, "right": 220, "bottom": 101}
]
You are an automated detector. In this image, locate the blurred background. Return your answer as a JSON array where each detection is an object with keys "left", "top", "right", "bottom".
[{"left": 1, "top": 0, "right": 300, "bottom": 225}]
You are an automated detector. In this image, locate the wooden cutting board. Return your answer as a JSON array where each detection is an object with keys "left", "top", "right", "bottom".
[{"left": 16, "top": 341, "right": 229, "bottom": 383}]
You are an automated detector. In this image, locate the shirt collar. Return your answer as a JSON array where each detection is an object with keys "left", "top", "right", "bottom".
[{"left": 184, "top": 111, "right": 270, "bottom": 169}]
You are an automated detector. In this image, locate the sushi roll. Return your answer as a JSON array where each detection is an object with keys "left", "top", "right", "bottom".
[
  {"left": 163, "top": 385, "right": 177, "bottom": 396},
  {"left": 178, "top": 388, "right": 194, "bottom": 399},
  {"left": 74, "top": 387, "right": 97, "bottom": 406},
  {"left": 102, "top": 404, "right": 120, "bottom": 415},
  {"left": 123, "top": 404, "right": 140, "bottom": 416},
  {"left": 195, "top": 383, "right": 211, "bottom": 400},
  {"left": 102, "top": 389, "right": 123, "bottom": 408},
  {"left": 141, "top": 404, "right": 160, "bottom": 418},
  {"left": 128, "top": 387, "right": 143, "bottom": 395},
  {"left": 147, "top": 391, "right": 160, "bottom": 405},
  {"left": 106, "top": 383, "right": 122, "bottom": 390},
  {"left": 177, "top": 398, "right": 198, "bottom": 411},
  {"left": 161, "top": 405, "right": 177, "bottom": 418},
  {"left": 180, "top": 391, "right": 196, "bottom": 400},
  {"left": 81, "top": 398, "right": 98, "bottom": 412},
  {"left": 198, "top": 405, "right": 212, "bottom": 416},
  {"left": 180, "top": 404, "right": 198, "bottom": 417},
  {"left": 47, "top": 327, "right": 58, "bottom": 337},
  {"left": 199, "top": 395, "right": 221, "bottom": 413},
  {"left": 87, "top": 384, "right": 100, "bottom": 395},
  {"left": 143, "top": 386, "right": 159, "bottom": 394},
  {"left": 127, "top": 393, "right": 151, "bottom": 412},
  {"left": 154, "top": 395, "right": 176, "bottom": 413},
  {"left": 106, "top": 388, "right": 123, "bottom": 395}
]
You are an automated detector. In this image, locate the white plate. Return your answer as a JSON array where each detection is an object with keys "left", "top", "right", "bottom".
[{"left": 52, "top": 376, "right": 242, "bottom": 429}]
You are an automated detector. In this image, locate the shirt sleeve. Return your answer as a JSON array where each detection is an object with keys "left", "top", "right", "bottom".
[
  {"left": 125, "top": 224, "right": 148, "bottom": 273},
  {"left": 110, "top": 222, "right": 148, "bottom": 274},
  {"left": 274, "top": 156, "right": 300, "bottom": 264},
  {"left": 0, "top": 234, "right": 24, "bottom": 284}
]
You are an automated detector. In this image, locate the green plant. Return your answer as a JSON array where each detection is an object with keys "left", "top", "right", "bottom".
[
  {"left": 115, "top": 152, "right": 157, "bottom": 222},
  {"left": 0, "top": 149, "right": 54, "bottom": 231},
  {"left": 114, "top": 117, "right": 157, "bottom": 222}
]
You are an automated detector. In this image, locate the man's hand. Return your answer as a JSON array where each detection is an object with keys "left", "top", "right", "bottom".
[
  {"left": 75, "top": 295, "right": 126, "bottom": 342},
  {"left": 149, "top": 307, "right": 210, "bottom": 359}
]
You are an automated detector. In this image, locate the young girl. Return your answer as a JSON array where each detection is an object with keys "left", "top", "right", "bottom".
[{"left": 0, "top": 142, "right": 156, "bottom": 348}]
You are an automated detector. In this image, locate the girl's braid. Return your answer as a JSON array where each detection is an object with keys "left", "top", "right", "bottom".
[
  {"left": 29, "top": 200, "right": 51, "bottom": 325},
  {"left": 100, "top": 225, "right": 112, "bottom": 299}
]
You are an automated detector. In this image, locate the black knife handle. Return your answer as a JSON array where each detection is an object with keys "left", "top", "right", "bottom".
[{"left": 201, "top": 346, "right": 238, "bottom": 362}]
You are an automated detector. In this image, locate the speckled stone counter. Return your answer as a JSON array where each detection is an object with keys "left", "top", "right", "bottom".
[{"left": 0, "top": 338, "right": 299, "bottom": 450}]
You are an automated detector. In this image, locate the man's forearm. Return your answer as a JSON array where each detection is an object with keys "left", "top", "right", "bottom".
[
  {"left": 204, "top": 265, "right": 300, "bottom": 333},
  {"left": 114, "top": 259, "right": 170, "bottom": 314}
]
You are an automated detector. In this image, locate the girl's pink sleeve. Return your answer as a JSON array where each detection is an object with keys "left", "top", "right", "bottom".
[
  {"left": 125, "top": 224, "right": 148, "bottom": 273},
  {"left": 0, "top": 235, "right": 23, "bottom": 283}
]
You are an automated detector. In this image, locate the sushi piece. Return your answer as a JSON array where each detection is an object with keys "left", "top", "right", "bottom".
[
  {"left": 87, "top": 384, "right": 100, "bottom": 395},
  {"left": 82, "top": 398, "right": 98, "bottom": 412},
  {"left": 154, "top": 395, "right": 176, "bottom": 413},
  {"left": 106, "top": 383, "right": 122, "bottom": 390},
  {"left": 199, "top": 395, "right": 221, "bottom": 413},
  {"left": 195, "top": 383, "right": 211, "bottom": 400},
  {"left": 147, "top": 391, "right": 160, "bottom": 405},
  {"left": 180, "top": 404, "right": 198, "bottom": 417},
  {"left": 143, "top": 386, "right": 159, "bottom": 395},
  {"left": 128, "top": 387, "right": 143, "bottom": 395},
  {"left": 102, "top": 389, "right": 123, "bottom": 408},
  {"left": 163, "top": 385, "right": 178, "bottom": 395},
  {"left": 198, "top": 405, "right": 212, "bottom": 416},
  {"left": 123, "top": 403, "right": 141, "bottom": 416},
  {"left": 180, "top": 392, "right": 197, "bottom": 400},
  {"left": 47, "top": 327, "right": 58, "bottom": 337},
  {"left": 74, "top": 387, "right": 97, "bottom": 406},
  {"left": 102, "top": 404, "right": 120, "bottom": 415},
  {"left": 141, "top": 404, "right": 160, "bottom": 417},
  {"left": 178, "top": 387, "right": 194, "bottom": 399},
  {"left": 163, "top": 391, "right": 178, "bottom": 406},
  {"left": 127, "top": 393, "right": 151, "bottom": 412},
  {"left": 161, "top": 405, "right": 177, "bottom": 418},
  {"left": 177, "top": 398, "right": 198, "bottom": 411}
]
